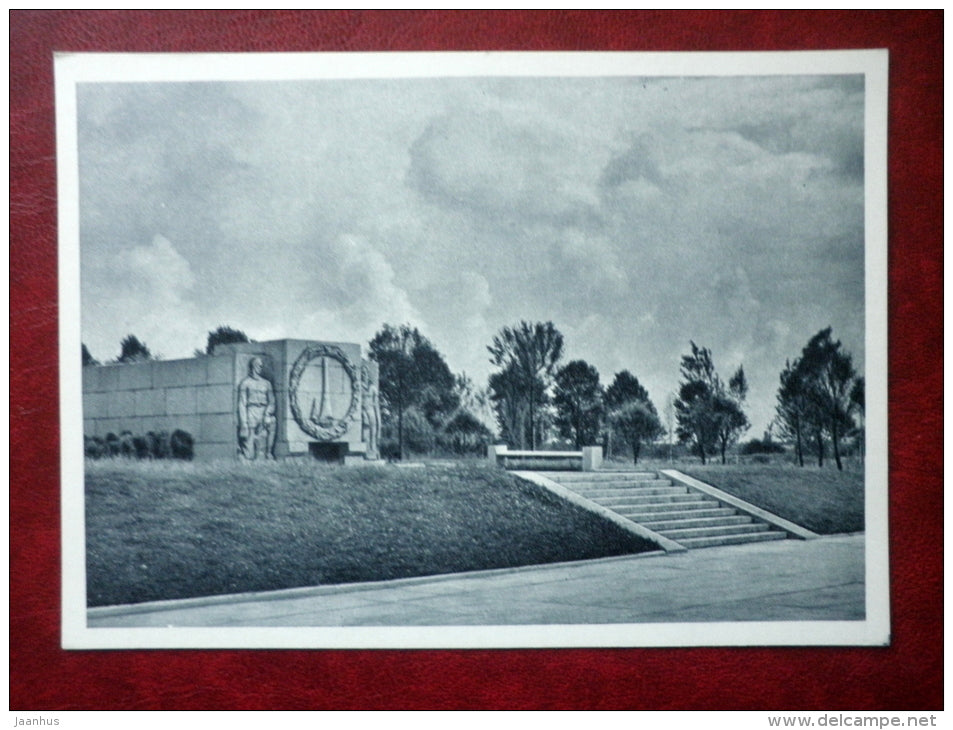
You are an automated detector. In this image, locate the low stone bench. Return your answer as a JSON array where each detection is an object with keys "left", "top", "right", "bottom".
[{"left": 488, "top": 444, "right": 603, "bottom": 472}]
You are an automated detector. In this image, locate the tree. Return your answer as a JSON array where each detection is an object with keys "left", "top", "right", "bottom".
[
  {"left": 604, "top": 370, "right": 661, "bottom": 461},
  {"left": 487, "top": 321, "right": 564, "bottom": 450},
  {"left": 798, "top": 327, "right": 859, "bottom": 471},
  {"left": 117, "top": 335, "right": 153, "bottom": 364},
  {"left": 394, "top": 406, "right": 436, "bottom": 455},
  {"left": 850, "top": 376, "right": 865, "bottom": 414},
  {"left": 369, "top": 324, "right": 457, "bottom": 460},
  {"left": 775, "top": 359, "right": 809, "bottom": 467},
  {"left": 804, "top": 383, "right": 829, "bottom": 468},
  {"left": 609, "top": 400, "right": 663, "bottom": 464},
  {"left": 784, "top": 356, "right": 830, "bottom": 468},
  {"left": 488, "top": 364, "right": 532, "bottom": 447},
  {"left": 663, "top": 392, "right": 676, "bottom": 463},
  {"left": 850, "top": 376, "right": 865, "bottom": 461},
  {"left": 674, "top": 342, "right": 720, "bottom": 463},
  {"left": 713, "top": 366, "right": 750, "bottom": 464},
  {"left": 450, "top": 373, "right": 496, "bottom": 436},
  {"left": 774, "top": 329, "right": 862, "bottom": 470},
  {"left": 431, "top": 373, "right": 497, "bottom": 450},
  {"left": 82, "top": 343, "right": 99, "bottom": 367},
  {"left": 414, "top": 345, "right": 460, "bottom": 427},
  {"left": 205, "top": 325, "right": 250, "bottom": 355},
  {"left": 674, "top": 342, "right": 749, "bottom": 464},
  {"left": 605, "top": 370, "right": 650, "bottom": 410},
  {"left": 553, "top": 360, "right": 604, "bottom": 449}
]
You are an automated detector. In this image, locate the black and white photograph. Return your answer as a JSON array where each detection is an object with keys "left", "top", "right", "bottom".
[{"left": 56, "top": 50, "right": 888, "bottom": 649}]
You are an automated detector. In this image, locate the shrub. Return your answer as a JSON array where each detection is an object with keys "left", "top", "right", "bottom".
[
  {"left": 118, "top": 431, "right": 136, "bottom": 458},
  {"left": 85, "top": 436, "right": 106, "bottom": 459},
  {"left": 104, "top": 433, "right": 121, "bottom": 457},
  {"left": 117, "top": 335, "right": 153, "bottom": 364},
  {"left": 625, "top": 441, "right": 685, "bottom": 460},
  {"left": 82, "top": 343, "right": 99, "bottom": 367},
  {"left": 740, "top": 438, "right": 786, "bottom": 455},
  {"left": 379, "top": 435, "right": 400, "bottom": 461},
  {"left": 170, "top": 429, "right": 194, "bottom": 460},
  {"left": 438, "top": 411, "right": 493, "bottom": 456},
  {"left": 84, "top": 429, "right": 194, "bottom": 461},
  {"left": 205, "top": 325, "right": 250, "bottom": 355},
  {"left": 147, "top": 431, "right": 171, "bottom": 459},
  {"left": 132, "top": 435, "right": 151, "bottom": 459},
  {"left": 401, "top": 407, "right": 436, "bottom": 455}
]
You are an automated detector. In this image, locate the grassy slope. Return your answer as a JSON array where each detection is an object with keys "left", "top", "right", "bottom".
[
  {"left": 679, "top": 463, "right": 865, "bottom": 535},
  {"left": 86, "top": 460, "right": 656, "bottom": 607}
]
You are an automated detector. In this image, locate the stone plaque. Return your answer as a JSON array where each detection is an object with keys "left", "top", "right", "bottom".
[{"left": 288, "top": 343, "right": 359, "bottom": 442}]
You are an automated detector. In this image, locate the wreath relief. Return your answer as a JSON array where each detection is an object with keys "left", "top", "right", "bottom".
[{"left": 289, "top": 344, "right": 360, "bottom": 441}]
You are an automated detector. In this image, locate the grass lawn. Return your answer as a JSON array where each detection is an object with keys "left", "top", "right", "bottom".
[
  {"left": 85, "top": 459, "right": 657, "bottom": 607},
  {"left": 678, "top": 463, "right": 864, "bottom": 535}
]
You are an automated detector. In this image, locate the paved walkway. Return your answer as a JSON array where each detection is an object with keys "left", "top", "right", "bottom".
[{"left": 88, "top": 534, "right": 864, "bottom": 628}]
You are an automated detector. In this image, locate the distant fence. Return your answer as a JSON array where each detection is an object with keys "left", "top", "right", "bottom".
[{"left": 605, "top": 452, "right": 865, "bottom": 470}]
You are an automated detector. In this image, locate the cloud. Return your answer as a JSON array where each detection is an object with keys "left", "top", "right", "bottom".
[
  {"left": 453, "top": 271, "right": 493, "bottom": 334},
  {"left": 396, "top": 270, "right": 497, "bottom": 383},
  {"left": 710, "top": 266, "right": 760, "bottom": 321},
  {"left": 600, "top": 135, "right": 663, "bottom": 189},
  {"left": 75, "top": 74, "right": 868, "bottom": 435},
  {"left": 695, "top": 76, "right": 865, "bottom": 184},
  {"left": 553, "top": 229, "right": 629, "bottom": 298},
  {"left": 408, "top": 109, "right": 601, "bottom": 228},
  {"left": 82, "top": 234, "right": 201, "bottom": 361},
  {"left": 121, "top": 233, "right": 196, "bottom": 294},
  {"left": 293, "top": 234, "right": 422, "bottom": 345},
  {"left": 78, "top": 84, "right": 258, "bottom": 256}
]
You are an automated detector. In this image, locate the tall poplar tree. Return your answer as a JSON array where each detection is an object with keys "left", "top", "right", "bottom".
[{"left": 487, "top": 321, "right": 564, "bottom": 450}]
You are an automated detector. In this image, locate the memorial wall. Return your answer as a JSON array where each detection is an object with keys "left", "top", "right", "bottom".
[{"left": 82, "top": 339, "right": 381, "bottom": 462}]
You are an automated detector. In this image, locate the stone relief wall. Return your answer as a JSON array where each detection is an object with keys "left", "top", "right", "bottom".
[
  {"left": 82, "top": 354, "right": 237, "bottom": 461},
  {"left": 83, "top": 339, "right": 381, "bottom": 462}
]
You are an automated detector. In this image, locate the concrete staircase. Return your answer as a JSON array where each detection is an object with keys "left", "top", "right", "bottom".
[{"left": 536, "top": 471, "right": 788, "bottom": 549}]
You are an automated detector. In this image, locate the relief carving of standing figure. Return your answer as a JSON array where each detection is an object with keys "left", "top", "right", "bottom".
[
  {"left": 237, "top": 356, "right": 276, "bottom": 460},
  {"left": 362, "top": 366, "right": 381, "bottom": 460}
]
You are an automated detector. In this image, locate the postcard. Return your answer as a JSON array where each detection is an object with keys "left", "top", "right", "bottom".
[{"left": 56, "top": 50, "right": 888, "bottom": 649}]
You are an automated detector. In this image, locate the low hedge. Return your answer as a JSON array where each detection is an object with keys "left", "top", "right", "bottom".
[{"left": 85, "top": 429, "right": 194, "bottom": 461}]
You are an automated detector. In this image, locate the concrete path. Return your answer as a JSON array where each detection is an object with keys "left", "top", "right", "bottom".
[{"left": 88, "top": 534, "right": 864, "bottom": 628}]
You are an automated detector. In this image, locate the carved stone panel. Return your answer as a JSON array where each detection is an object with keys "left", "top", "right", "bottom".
[
  {"left": 289, "top": 344, "right": 359, "bottom": 442},
  {"left": 236, "top": 354, "right": 277, "bottom": 460},
  {"left": 361, "top": 361, "right": 381, "bottom": 460}
]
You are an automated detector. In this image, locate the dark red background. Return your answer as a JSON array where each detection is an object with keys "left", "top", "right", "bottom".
[{"left": 10, "top": 11, "right": 942, "bottom": 710}]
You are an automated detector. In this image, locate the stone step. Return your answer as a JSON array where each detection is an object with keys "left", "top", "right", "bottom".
[
  {"left": 625, "top": 507, "right": 738, "bottom": 522},
  {"left": 659, "top": 523, "right": 770, "bottom": 540},
  {"left": 541, "top": 472, "right": 788, "bottom": 552},
  {"left": 613, "top": 500, "right": 722, "bottom": 516},
  {"left": 675, "top": 531, "right": 787, "bottom": 549},
  {"left": 540, "top": 471, "right": 658, "bottom": 481},
  {"left": 568, "top": 479, "right": 674, "bottom": 490},
  {"left": 639, "top": 515, "right": 753, "bottom": 531},
  {"left": 594, "top": 493, "right": 711, "bottom": 508},
  {"left": 571, "top": 485, "right": 686, "bottom": 499}
]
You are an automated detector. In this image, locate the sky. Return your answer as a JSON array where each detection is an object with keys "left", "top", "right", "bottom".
[{"left": 77, "top": 71, "right": 866, "bottom": 436}]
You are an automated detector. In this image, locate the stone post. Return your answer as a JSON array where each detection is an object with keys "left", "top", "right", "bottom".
[
  {"left": 582, "top": 446, "right": 603, "bottom": 472},
  {"left": 487, "top": 443, "right": 508, "bottom": 465}
]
